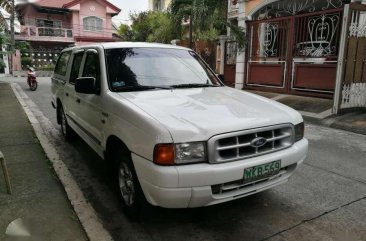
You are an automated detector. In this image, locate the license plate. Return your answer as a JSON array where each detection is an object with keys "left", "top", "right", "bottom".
[{"left": 243, "top": 160, "right": 281, "bottom": 183}]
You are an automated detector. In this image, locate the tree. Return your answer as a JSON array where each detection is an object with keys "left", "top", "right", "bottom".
[
  {"left": 117, "top": 23, "right": 133, "bottom": 41},
  {"left": 0, "top": 0, "right": 14, "bottom": 47},
  {"left": 0, "top": 31, "right": 9, "bottom": 70},
  {"left": 0, "top": 0, "right": 15, "bottom": 73},
  {"left": 169, "top": 0, "right": 228, "bottom": 39},
  {"left": 144, "top": 11, "right": 177, "bottom": 43},
  {"left": 169, "top": 0, "right": 195, "bottom": 48},
  {"left": 125, "top": 11, "right": 179, "bottom": 43},
  {"left": 129, "top": 11, "right": 150, "bottom": 42},
  {"left": 169, "top": 0, "right": 245, "bottom": 48}
]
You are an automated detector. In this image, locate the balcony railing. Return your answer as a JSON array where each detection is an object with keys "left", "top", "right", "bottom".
[
  {"left": 16, "top": 24, "right": 116, "bottom": 42},
  {"left": 16, "top": 25, "right": 74, "bottom": 42},
  {"left": 38, "top": 27, "right": 73, "bottom": 38}
]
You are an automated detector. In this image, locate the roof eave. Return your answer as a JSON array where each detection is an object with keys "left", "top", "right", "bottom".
[{"left": 63, "top": 0, "right": 121, "bottom": 13}]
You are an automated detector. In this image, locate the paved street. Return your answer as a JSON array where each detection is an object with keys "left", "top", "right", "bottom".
[{"left": 3, "top": 77, "right": 366, "bottom": 241}]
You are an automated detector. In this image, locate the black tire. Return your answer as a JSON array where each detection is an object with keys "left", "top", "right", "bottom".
[
  {"left": 58, "top": 104, "right": 75, "bottom": 142},
  {"left": 113, "top": 148, "right": 147, "bottom": 218},
  {"left": 30, "top": 81, "right": 37, "bottom": 91}
]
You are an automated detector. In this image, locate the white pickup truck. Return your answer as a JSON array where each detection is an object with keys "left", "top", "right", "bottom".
[{"left": 51, "top": 42, "right": 308, "bottom": 215}]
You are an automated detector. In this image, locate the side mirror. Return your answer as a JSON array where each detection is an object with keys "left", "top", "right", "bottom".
[
  {"left": 217, "top": 74, "right": 225, "bottom": 82},
  {"left": 75, "top": 77, "right": 97, "bottom": 94}
]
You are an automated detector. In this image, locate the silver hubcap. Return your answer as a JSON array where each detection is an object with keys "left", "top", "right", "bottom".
[{"left": 118, "top": 162, "right": 135, "bottom": 206}]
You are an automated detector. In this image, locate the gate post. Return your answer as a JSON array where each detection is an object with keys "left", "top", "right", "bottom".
[
  {"left": 333, "top": 4, "right": 350, "bottom": 114},
  {"left": 219, "top": 35, "right": 228, "bottom": 75}
]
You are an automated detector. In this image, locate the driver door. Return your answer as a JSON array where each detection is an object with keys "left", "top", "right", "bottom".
[{"left": 76, "top": 49, "right": 104, "bottom": 155}]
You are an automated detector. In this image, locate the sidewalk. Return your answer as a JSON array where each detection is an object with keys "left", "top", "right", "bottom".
[
  {"left": 249, "top": 90, "right": 366, "bottom": 136},
  {"left": 0, "top": 83, "right": 87, "bottom": 240}
]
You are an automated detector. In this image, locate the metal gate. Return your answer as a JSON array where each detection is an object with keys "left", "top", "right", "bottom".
[
  {"left": 334, "top": 3, "right": 366, "bottom": 112},
  {"left": 246, "top": 8, "right": 343, "bottom": 95},
  {"left": 246, "top": 17, "right": 290, "bottom": 89},
  {"left": 224, "top": 41, "right": 237, "bottom": 87}
]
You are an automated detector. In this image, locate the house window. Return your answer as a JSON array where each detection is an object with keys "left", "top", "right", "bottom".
[
  {"left": 83, "top": 16, "right": 103, "bottom": 31},
  {"left": 153, "top": 0, "right": 164, "bottom": 11}
]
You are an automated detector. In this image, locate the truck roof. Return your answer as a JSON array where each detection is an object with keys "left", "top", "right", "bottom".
[{"left": 62, "top": 42, "right": 190, "bottom": 52}]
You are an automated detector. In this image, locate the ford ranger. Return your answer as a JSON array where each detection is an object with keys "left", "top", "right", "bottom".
[{"left": 51, "top": 42, "right": 308, "bottom": 215}]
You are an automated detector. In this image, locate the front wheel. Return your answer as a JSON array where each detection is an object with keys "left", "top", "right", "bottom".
[
  {"left": 29, "top": 80, "right": 37, "bottom": 91},
  {"left": 115, "top": 149, "right": 147, "bottom": 218}
]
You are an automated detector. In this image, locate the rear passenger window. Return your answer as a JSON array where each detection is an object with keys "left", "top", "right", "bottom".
[
  {"left": 69, "top": 52, "right": 84, "bottom": 84},
  {"left": 55, "top": 51, "right": 71, "bottom": 76}
]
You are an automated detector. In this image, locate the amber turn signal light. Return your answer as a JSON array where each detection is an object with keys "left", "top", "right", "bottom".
[{"left": 153, "top": 144, "right": 175, "bottom": 165}]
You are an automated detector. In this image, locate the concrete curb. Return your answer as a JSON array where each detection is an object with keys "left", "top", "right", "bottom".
[{"left": 10, "top": 83, "right": 113, "bottom": 241}]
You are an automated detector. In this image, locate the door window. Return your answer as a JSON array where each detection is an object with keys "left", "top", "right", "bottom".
[
  {"left": 54, "top": 51, "right": 71, "bottom": 76},
  {"left": 82, "top": 50, "right": 101, "bottom": 91},
  {"left": 69, "top": 52, "right": 84, "bottom": 84}
]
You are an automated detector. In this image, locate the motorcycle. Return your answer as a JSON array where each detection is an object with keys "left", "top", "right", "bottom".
[{"left": 27, "top": 67, "right": 37, "bottom": 91}]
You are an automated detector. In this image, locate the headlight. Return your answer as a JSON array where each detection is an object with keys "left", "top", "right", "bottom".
[
  {"left": 175, "top": 142, "right": 206, "bottom": 164},
  {"left": 294, "top": 122, "right": 304, "bottom": 142},
  {"left": 153, "top": 142, "right": 206, "bottom": 165}
]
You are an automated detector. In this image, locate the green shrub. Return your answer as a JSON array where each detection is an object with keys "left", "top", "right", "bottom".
[
  {"left": 21, "top": 56, "right": 32, "bottom": 67},
  {"left": 0, "top": 58, "right": 6, "bottom": 69},
  {"left": 38, "top": 64, "right": 55, "bottom": 71}
]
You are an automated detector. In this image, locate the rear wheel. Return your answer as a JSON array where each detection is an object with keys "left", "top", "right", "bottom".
[{"left": 58, "top": 104, "right": 75, "bottom": 141}]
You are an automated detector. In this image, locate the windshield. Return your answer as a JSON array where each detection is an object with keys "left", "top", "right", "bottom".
[{"left": 105, "top": 48, "right": 222, "bottom": 91}]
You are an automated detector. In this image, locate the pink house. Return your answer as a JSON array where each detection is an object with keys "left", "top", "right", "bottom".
[{"left": 14, "top": 0, "right": 121, "bottom": 70}]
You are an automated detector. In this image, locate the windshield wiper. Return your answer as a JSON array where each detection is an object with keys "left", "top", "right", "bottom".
[
  {"left": 114, "top": 85, "right": 172, "bottom": 92},
  {"left": 170, "top": 83, "right": 220, "bottom": 89}
]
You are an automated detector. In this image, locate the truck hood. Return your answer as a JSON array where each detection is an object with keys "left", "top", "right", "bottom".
[{"left": 117, "top": 87, "right": 302, "bottom": 142}]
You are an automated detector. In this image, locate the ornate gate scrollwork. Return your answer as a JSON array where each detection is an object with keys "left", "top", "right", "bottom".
[
  {"left": 254, "top": 0, "right": 345, "bottom": 20},
  {"left": 306, "top": 13, "right": 340, "bottom": 57},
  {"left": 247, "top": 2, "right": 343, "bottom": 93},
  {"left": 260, "top": 23, "right": 279, "bottom": 57}
]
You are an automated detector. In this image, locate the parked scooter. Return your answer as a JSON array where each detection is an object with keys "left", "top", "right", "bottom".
[{"left": 27, "top": 67, "right": 37, "bottom": 91}]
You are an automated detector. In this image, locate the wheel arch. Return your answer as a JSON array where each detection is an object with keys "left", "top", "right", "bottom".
[
  {"left": 56, "top": 98, "right": 62, "bottom": 124},
  {"left": 104, "top": 135, "right": 131, "bottom": 161}
]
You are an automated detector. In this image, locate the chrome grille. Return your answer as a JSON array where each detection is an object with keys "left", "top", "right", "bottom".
[{"left": 208, "top": 124, "right": 294, "bottom": 163}]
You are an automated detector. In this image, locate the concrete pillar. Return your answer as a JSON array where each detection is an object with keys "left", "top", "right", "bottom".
[
  {"left": 12, "top": 50, "right": 22, "bottom": 72},
  {"left": 219, "top": 35, "right": 228, "bottom": 74},
  {"left": 235, "top": 0, "right": 246, "bottom": 89},
  {"left": 2, "top": 44, "right": 9, "bottom": 75}
]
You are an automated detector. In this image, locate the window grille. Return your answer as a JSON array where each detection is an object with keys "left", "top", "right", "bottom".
[{"left": 83, "top": 16, "right": 103, "bottom": 31}]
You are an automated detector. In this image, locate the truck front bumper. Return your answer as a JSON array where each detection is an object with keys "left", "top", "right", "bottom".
[{"left": 132, "top": 138, "right": 308, "bottom": 208}]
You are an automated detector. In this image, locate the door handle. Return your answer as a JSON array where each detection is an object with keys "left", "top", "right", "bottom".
[{"left": 76, "top": 98, "right": 80, "bottom": 103}]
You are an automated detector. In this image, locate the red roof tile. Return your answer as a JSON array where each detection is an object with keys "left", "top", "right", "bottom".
[
  {"left": 35, "top": 0, "right": 72, "bottom": 8},
  {"left": 64, "top": 0, "right": 120, "bottom": 12},
  {"left": 34, "top": 0, "right": 120, "bottom": 12}
]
